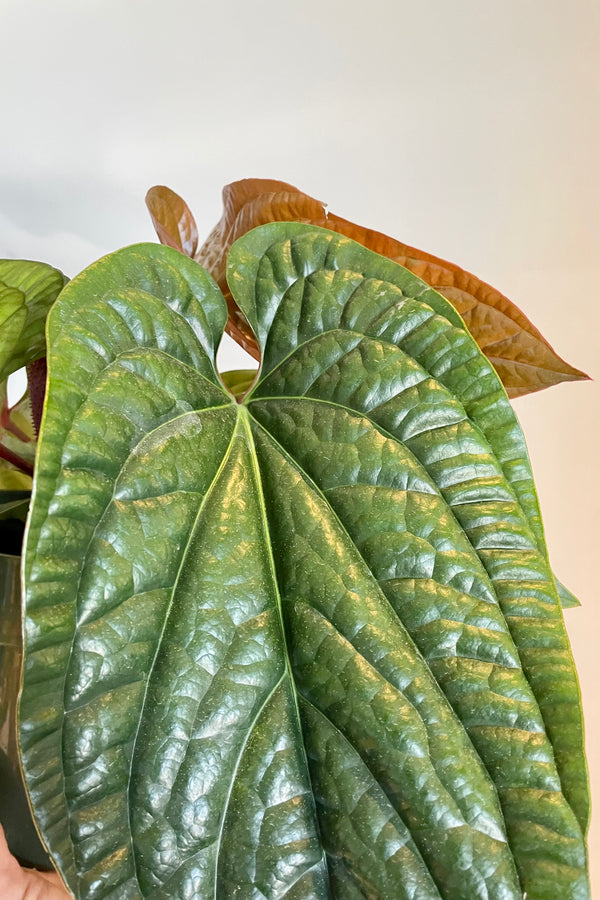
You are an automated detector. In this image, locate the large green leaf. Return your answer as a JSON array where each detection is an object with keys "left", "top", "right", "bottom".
[
  {"left": 20, "top": 232, "right": 589, "bottom": 900},
  {"left": 0, "top": 259, "right": 68, "bottom": 381}
]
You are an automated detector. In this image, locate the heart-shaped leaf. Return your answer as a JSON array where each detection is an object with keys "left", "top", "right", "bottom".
[
  {"left": 20, "top": 230, "right": 589, "bottom": 900},
  {"left": 0, "top": 259, "right": 68, "bottom": 382},
  {"left": 183, "top": 178, "right": 588, "bottom": 398}
]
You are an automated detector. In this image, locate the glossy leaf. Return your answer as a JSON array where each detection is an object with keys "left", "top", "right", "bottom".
[
  {"left": 145, "top": 186, "right": 199, "bottom": 258},
  {"left": 189, "top": 178, "right": 589, "bottom": 397},
  {"left": 20, "top": 231, "right": 589, "bottom": 900},
  {"left": 0, "top": 259, "right": 67, "bottom": 381}
]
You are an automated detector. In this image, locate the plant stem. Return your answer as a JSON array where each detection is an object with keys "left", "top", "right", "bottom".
[
  {"left": 0, "top": 443, "right": 34, "bottom": 476},
  {"left": 0, "top": 399, "right": 31, "bottom": 444}
]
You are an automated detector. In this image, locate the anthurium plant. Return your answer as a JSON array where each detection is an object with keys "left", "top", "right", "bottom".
[{"left": 0, "top": 181, "right": 590, "bottom": 900}]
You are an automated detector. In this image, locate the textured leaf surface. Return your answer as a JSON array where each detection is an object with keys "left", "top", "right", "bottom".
[
  {"left": 21, "top": 232, "right": 589, "bottom": 900},
  {"left": 0, "top": 259, "right": 67, "bottom": 381},
  {"left": 187, "top": 178, "right": 589, "bottom": 397}
]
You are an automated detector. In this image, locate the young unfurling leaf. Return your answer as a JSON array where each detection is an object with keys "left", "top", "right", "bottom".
[{"left": 147, "top": 179, "right": 588, "bottom": 398}]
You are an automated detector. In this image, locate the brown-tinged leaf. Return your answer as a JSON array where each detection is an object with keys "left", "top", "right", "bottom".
[
  {"left": 196, "top": 180, "right": 329, "bottom": 359},
  {"left": 189, "top": 178, "right": 588, "bottom": 396},
  {"left": 146, "top": 185, "right": 199, "bottom": 258}
]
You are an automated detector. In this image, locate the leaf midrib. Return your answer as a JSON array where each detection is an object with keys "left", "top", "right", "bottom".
[{"left": 224, "top": 407, "right": 330, "bottom": 900}]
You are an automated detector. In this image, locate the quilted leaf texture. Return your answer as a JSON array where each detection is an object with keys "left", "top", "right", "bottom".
[{"left": 20, "top": 227, "right": 589, "bottom": 900}]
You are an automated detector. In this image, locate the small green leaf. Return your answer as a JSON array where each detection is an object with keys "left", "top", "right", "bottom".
[
  {"left": 556, "top": 578, "right": 581, "bottom": 609},
  {"left": 0, "top": 259, "right": 68, "bottom": 381},
  {"left": 220, "top": 367, "right": 258, "bottom": 398}
]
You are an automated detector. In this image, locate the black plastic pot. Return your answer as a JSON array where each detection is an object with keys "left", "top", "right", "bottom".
[{"left": 0, "top": 552, "right": 52, "bottom": 869}]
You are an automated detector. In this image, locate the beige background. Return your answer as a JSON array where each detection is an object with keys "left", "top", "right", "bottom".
[{"left": 2, "top": 0, "right": 599, "bottom": 894}]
